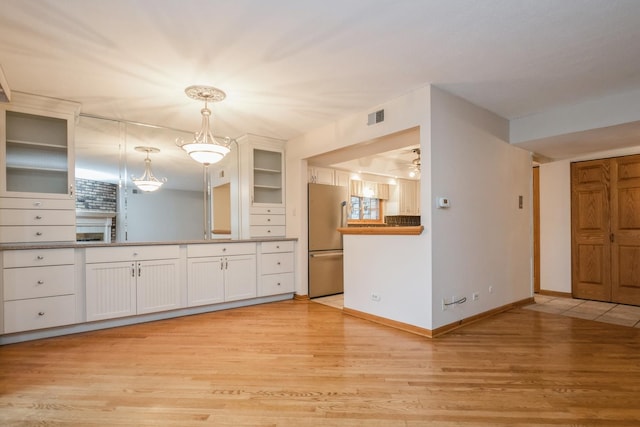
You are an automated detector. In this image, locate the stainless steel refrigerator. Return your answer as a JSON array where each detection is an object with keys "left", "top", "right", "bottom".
[{"left": 308, "top": 183, "right": 349, "bottom": 298}]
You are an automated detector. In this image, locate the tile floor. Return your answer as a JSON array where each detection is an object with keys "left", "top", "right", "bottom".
[
  {"left": 313, "top": 293, "right": 640, "bottom": 329},
  {"left": 524, "top": 294, "right": 640, "bottom": 328}
]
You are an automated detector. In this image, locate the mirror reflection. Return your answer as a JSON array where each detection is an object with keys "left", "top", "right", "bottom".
[{"left": 74, "top": 115, "right": 219, "bottom": 243}]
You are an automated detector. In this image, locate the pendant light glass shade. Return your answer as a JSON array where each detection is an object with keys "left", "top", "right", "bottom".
[
  {"left": 177, "top": 85, "right": 231, "bottom": 165},
  {"left": 132, "top": 147, "right": 166, "bottom": 192}
]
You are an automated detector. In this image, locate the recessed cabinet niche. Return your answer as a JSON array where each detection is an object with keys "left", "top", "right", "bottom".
[
  {"left": 237, "top": 135, "right": 286, "bottom": 239},
  {"left": 0, "top": 93, "right": 80, "bottom": 244}
]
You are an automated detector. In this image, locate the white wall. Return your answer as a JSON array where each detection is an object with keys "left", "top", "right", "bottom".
[
  {"left": 539, "top": 145, "right": 640, "bottom": 294},
  {"left": 125, "top": 188, "right": 203, "bottom": 241},
  {"left": 429, "top": 87, "right": 532, "bottom": 329},
  {"left": 286, "top": 86, "right": 432, "bottom": 307}
]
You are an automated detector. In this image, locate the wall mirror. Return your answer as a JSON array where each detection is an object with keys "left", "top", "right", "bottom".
[{"left": 74, "top": 115, "right": 230, "bottom": 243}]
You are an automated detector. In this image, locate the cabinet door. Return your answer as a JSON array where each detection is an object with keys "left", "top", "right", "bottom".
[
  {"left": 1, "top": 107, "right": 75, "bottom": 199},
  {"left": 309, "top": 167, "right": 335, "bottom": 185},
  {"left": 252, "top": 148, "right": 284, "bottom": 206},
  {"left": 399, "top": 180, "right": 419, "bottom": 215},
  {"left": 136, "top": 259, "right": 182, "bottom": 314},
  {"left": 187, "top": 257, "right": 225, "bottom": 307},
  {"left": 86, "top": 261, "right": 137, "bottom": 321},
  {"left": 224, "top": 254, "right": 257, "bottom": 302}
]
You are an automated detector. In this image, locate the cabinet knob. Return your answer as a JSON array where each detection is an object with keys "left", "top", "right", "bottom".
[
  {"left": 267, "top": 218, "right": 271, "bottom": 222},
  {"left": 267, "top": 209, "right": 271, "bottom": 213},
  {"left": 222, "top": 248, "right": 227, "bottom": 252},
  {"left": 35, "top": 215, "right": 42, "bottom": 220},
  {"left": 133, "top": 252, "right": 138, "bottom": 256},
  {"left": 267, "top": 230, "right": 271, "bottom": 233},
  {"left": 38, "top": 312, "right": 45, "bottom": 316},
  {"left": 36, "top": 232, "right": 43, "bottom": 236},
  {"left": 277, "top": 282, "right": 281, "bottom": 286},
  {"left": 36, "top": 255, "right": 44, "bottom": 260},
  {"left": 34, "top": 201, "right": 42, "bottom": 207},
  {"left": 276, "top": 245, "right": 280, "bottom": 249},
  {"left": 277, "top": 261, "right": 281, "bottom": 265},
  {"left": 37, "top": 280, "right": 44, "bottom": 285}
]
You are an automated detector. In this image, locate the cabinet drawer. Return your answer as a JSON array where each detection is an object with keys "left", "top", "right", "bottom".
[
  {"left": 260, "top": 240, "right": 294, "bottom": 254},
  {"left": 250, "top": 225, "right": 286, "bottom": 238},
  {"left": 188, "top": 242, "right": 256, "bottom": 258},
  {"left": 3, "top": 248, "right": 75, "bottom": 268},
  {"left": 250, "top": 214, "right": 285, "bottom": 226},
  {"left": 4, "top": 265, "right": 75, "bottom": 301},
  {"left": 0, "top": 198, "right": 75, "bottom": 210},
  {"left": 85, "top": 245, "right": 180, "bottom": 263},
  {"left": 0, "top": 225, "right": 75, "bottom": 243},
  {"left": 0, "top": 209, "right": 75, "bottom": 226},
  {"left": 4, "top": 294, "right": 76, "bottom": 334},
  {"left": 261, "top": 252, "right": 294, "bottom": 275},
  {"left": 250, "top": 206, "right": 285, "bottom": 215},
  {"left": 259, "top": 272, "right": 294, "bottom": 296}
]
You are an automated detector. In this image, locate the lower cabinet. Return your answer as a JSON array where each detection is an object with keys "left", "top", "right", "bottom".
[
  {"left": 85, "top": 246, "right": 181, "bottom": 322},
  {"left": 2, "top": 248, "right": 77, "bottom": 334},
  {"left": 187, "top": 242, "right": 257, "bottom": 307},
  {"left": 258, "top": 241, "right": 295, "bottom": 296}
]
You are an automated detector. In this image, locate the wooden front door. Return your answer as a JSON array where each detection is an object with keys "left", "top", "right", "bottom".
[
  {"left": 610, "top": 155, "right": 640, "bottom": 305},
  {"left": 571, "top": 154, "right": 640, "bottom": 305}
]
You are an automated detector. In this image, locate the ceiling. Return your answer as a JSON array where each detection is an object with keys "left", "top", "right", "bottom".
[{"left": 2, "top": 0, "right": 640, "bottom": 174}]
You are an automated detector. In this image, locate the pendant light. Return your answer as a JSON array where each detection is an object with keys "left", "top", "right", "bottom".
[
  {"left": 177, "top": 85, "right": 231, "bottom": 165},
  {"left": 131, "top": 146, "right": 166, "bottom": 192}
]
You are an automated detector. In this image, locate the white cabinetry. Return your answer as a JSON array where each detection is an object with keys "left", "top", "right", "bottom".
[
  {"left": 85, "top": 245, "right": 182, "bottom": 321},
  {"left": 258, "top": 240, "right": 295, "bottom": 296},
  {"left": 308, "top": 167, "right": 350, "bottom": 188},
  {"left": 398, "top": 179, "right": 420, "bottom": 215},
  {"left": 2, "top": 248, "right": 76, "bottom": 333},
  {"left": 237, "top": 135, "right": 286, "bottom": 239},
  {"left": 0, "top": 93, "right": 79, "bottom": 243},
  {"left": 187, "top": 242, "right": 256, "bottom": 306}
]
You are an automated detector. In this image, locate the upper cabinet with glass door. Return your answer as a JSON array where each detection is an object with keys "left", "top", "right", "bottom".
[
  {"left": 0, "top": 93, "right": 80, "bottom": 199},
  {"left": 236, "top": 134, "right": 286, "bottom": 239}
]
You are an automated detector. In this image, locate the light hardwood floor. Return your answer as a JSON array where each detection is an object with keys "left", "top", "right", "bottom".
[{"left": 2, "top": 300, "right": 640, "bottom": 426}]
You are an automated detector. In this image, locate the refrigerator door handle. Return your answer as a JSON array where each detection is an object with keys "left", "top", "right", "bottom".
[
  {"left": 340, "top": 201, "right": 347, "bottom": 227},
  {"left": 310, "top": 252, "right": 343, "bottom": 258}
]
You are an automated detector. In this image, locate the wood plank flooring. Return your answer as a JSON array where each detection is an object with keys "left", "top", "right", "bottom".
[{"left": 2, "top": 300, "right": 640, "bottom": 426}]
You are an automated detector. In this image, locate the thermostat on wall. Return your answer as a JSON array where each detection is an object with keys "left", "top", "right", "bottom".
[{"left": 437, "top": 197, "right": 450, "bottom": 208}]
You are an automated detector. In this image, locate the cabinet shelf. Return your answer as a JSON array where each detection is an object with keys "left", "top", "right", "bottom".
[
  {"left": 254, "top": 167, "right": 281, "bottom": 174},
  {"left": 254, "top": 184, "right": 282, "bottom": 190},
  {"left": 7, "top": 139, "right": 67, "bottom": 150},
  {"left": 7, "top": 165, "right": 68, "bottom": 173}
]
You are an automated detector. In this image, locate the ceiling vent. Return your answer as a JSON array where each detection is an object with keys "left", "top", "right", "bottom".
[
  {"left": 367, "top": 109, "right": 384, "bottom": 125},
  {"left": 0, "top": 65, "right": 11, "bottom": 103}
]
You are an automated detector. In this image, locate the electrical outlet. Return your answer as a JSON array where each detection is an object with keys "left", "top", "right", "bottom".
[
  {"left": 472, "top": 292, "right": 479, "bottom": 301},
  {"left": 441, "top": 298, "right": 448, "bottom": 311},
  {"left": 371, "top": 293, "right": 381, "bottom": 302},
  {"left": 489, "top": 286, "right": 493, "bottom": 294}
]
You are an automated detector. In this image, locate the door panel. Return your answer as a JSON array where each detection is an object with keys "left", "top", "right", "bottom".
[
  {"left": 571, "top": 160, "right": 611, "bottom": 301},
  {"left": 611, "top": 155, "right": 640, "bottom": 305}
]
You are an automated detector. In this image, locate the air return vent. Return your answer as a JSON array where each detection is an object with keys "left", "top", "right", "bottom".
[{"left": 367, "top": 109, "right": 384, "bottom": 125}]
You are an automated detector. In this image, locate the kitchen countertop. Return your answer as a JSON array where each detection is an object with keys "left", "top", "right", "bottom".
[
  {"left": 0, "top": 237, "right": 297, "bottom": 251},
  {"left": 337, "top": 226, "right": 424, "bottom": 235}
]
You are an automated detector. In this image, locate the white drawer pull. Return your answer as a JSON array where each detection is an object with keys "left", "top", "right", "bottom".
[{"left": 38, "top": 312, "right": 45, "bottom": 316}]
